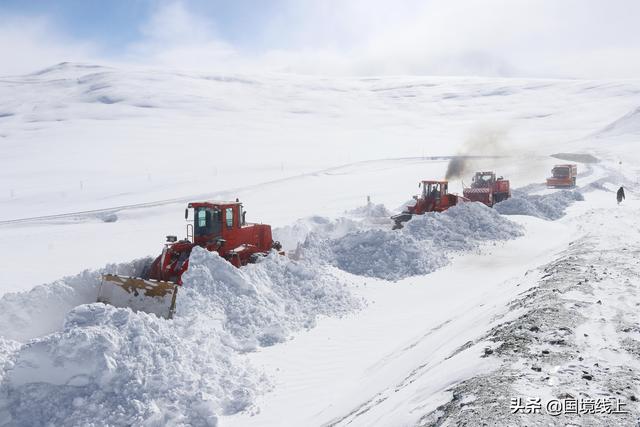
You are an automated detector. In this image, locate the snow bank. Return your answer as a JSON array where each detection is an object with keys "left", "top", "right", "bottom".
[
  {"left": 1, "top": 304, "right": 255, "bottom": 426},
  {"left": 495, "top": 190, "right": 584, "bottom": 220},
  {"left": 346, "top": 202, "right": 392, "bottom": 219},
  {"left": 305, "top": 230, "right": 442, "bottom": 280},
  {"left": 179, "top": 248, "right": 359, "bottom": 349},
  {"left": 0, "top": 250, "right": 358, "bottom": 425},
  {"left": 0, "top": 257, "right": 153, "bottom": 342},
  {"left": 273, "top": 202, "right": 392, "bottom": 251},
  {"left": 301, "top": 202, "right": 523, "bottom": 280},
  {"left": 273, "top": 216, "right": 360, "bottom": 253}
]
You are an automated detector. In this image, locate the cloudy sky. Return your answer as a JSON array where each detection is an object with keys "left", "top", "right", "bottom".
[{"left": 1, "top": 0, "right": 639, "bottom": 78}]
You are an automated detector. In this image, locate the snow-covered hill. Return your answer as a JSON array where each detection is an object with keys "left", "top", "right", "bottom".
[
  {"left": 1, "top": 63, "right": 639, "bottom": 290},
  {"left": 1, "top": 62, "right": 638, "bottom": 221},
  {"left": 1, "top": 63, "right": 639, "bottom": 426}
]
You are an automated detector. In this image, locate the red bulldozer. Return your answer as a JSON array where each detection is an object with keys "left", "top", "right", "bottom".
[
  {"left": 392, "top": 180, "right": 468, "bottom": 229},
  {"left": 98, "top": 200, "right": 282, "bottom": 318},
  {"left": 463, "top": 171, "right": 511, "bottom": 207},
  {"left": 546, "top": 164, "right": 577, "bottom": 188}
]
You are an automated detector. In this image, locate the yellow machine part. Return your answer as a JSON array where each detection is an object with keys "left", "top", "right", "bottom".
[{"left": 97, "top": 274, "right": 179, "bottom": 319}]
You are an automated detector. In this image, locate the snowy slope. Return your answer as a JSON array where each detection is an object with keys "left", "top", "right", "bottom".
[
  {"left": 1, "top": 64, "right": 639, "bottom": 291},
  {"left": 1, "top": 64, "right": 640, "bottom": 426},
  {"left": 1, "top": 62, "right": 638, "bottom": 223}
]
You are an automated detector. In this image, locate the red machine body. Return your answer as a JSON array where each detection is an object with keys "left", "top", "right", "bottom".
[
  {"left": 546, "top": 164, "right": 577, "bottom": 188},
  {"left": 463, "top": 171, "right": 511, "bottom": 207},
  {"left": 147, "top": 201, "right": 280, "bottom": 284},
  {"left": 98, "top": 200, "right": 281, "bottom": 318},
  {"left": 392, "top": 180, "right": 468, "bottom": 229}
]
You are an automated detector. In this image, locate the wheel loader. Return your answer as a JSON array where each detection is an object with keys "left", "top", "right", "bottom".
[
  {"left": 546, "top": 164, "right": 577, "bottom": 188},
  {"left": 391, "top": 180, "right": 468, "bottom": 229},
  {"left": 463, "top": 171, "right": 511, "bottom": 207},
  {"left": 98, "top": 200, "right": 282, "bottom": 318}
]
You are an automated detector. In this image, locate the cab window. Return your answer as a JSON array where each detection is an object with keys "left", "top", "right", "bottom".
[
  {"left": 197, "top": 209, "right": 207, "bottom": 227},
  {"left": 427, "top": 183, "right": 440, "bottom": 198},
  {"left": 194, "top": 207, "right": 222, "bottom": 237},
  {"left": 225, "top": 207, "right": 234, "bottom": 228}
]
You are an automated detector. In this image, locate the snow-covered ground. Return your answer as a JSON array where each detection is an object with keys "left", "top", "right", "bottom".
[{"left": 1, "top": 63, "right": 639, "bottom": 425}]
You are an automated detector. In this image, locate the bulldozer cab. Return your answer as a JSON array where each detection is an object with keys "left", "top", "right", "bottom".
[
  {"left": 188, "top": 201, "right": 245, "bottom": 245},
  {"left": 193, "top": 206, "right": 222, "bottom": 239},
  {"left": 552, "top": 166, "right": 570, "bottom": 178},
  {"left": 472, "top": 172, "right": 495, "bottom": 187},
  {"left": 99, "top": 199, "right": 263, "bottom": 319},
  {"left": 421, "top": 180, "right": 448, "bottom": 199}
]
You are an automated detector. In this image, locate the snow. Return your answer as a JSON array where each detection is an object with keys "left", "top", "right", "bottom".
[
  {"left": 3, "top": 304, "right": 244, "bottom": 426},
  {"left": 0, "top": 257, "right": 153, "bottom": 342},
  {"left": 224, "top": 214, "right": 576, "bottom": 427},
  {"left": 594, "top": 105, "right": 640, "bottom": 138},
  {"left": 495, "top": 189, "right": 584, "bottom": 220},
  {"left": 431, "top": 190, "right": 640, "bottom": 425},
  {"left": 1, "top": 64, "right": 639, "bottom": 290},
  {"left": 2, "top": 63, "right": 640, "bottom": 425},
  {"left": 0, "top": 248, "right": 359, "bottom": 425},
  {"left": 179, "top": 247, "right": 360, "bottom": 350},
  {"left": 301, "top": 202, "right": 523, "bottom": 280}
]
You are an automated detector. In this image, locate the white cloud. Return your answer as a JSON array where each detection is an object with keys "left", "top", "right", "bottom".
[
  {"left": 1, "top": 0, "right": 640, "bottom": 78},
  {"left": 0, "top": 14, "right": 96, "bottom": 76},
  {"left": 124, "top": 1, "right": 238, "bottom": 70},
  {"left": 255, "top": 0, "right": 640, "bottom": 78}
]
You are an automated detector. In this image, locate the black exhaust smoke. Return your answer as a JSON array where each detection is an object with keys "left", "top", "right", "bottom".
[
  {"left": 444, "top": 127, "right": 509, "bottom": 181},
  {"left": 445, "top": 157, "right": 468, "bottom": 180}
]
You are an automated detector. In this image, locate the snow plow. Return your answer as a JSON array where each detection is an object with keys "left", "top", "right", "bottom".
[
  {"left": 463, "top": 171, "right": 511, "bottom": 207},
  {"left": 392, "top": 180, "right": 468, "bottom": 229},
  {"left": 98, "top": 200, "right": 282, "bottom": 318},
  {"left": 546, "top": 164, "right": 577, "bottom": 188}
]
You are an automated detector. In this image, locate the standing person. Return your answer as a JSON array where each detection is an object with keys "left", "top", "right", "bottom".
[{"left": 617, "top": 186, "right": 625, "bottom": 204}]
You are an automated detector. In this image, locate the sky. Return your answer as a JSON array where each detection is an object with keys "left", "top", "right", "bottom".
[{"left": 0, "top": 0, "right": 639, "bottom": 78}]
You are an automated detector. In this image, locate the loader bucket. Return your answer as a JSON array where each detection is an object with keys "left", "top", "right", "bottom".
[
  {"left": 97, "top": 274, "right": 179, "bottom": 319},
  {"left": 391, "top": 212, "right": 412, "bottom": 230}
]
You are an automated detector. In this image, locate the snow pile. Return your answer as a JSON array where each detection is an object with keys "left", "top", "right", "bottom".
[
  {"left": 301, "top": 202, "right": 523, "bottom": 280},
  {"left": 0, "top": 338, "right": 19, "bottom": 373},
  {"left": 495, "top": 190, "right": 584, "bottom": 220},
  {"left": 273, "top": 216, "right": 360, "bottom": 253},
  {"left": 305, "top": 229, "right": 442, "bottom": 280},
  {"left": 346, "top": 202, "right": 392, "bottom": 219},
  {"left": 178, "top": 248, "right": 360, "bottom": 349},
  {"left": 0, "top": 257, "right": 153, "bottom": 342},
  {"left": 1, "top": 304, "right": 256, "bottom": 426},
  {"left": 273, "top": 203, "right": 393, "bottom": 251},
  {"left": 0, "top": 249, "right": 358, "bottom": 425},
  {"left": 583, "top": 179, "right": 613, "bottom": 193}
]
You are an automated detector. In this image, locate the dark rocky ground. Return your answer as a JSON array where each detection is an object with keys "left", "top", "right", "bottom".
[{"left": 417, "top": 205, "right": 640, "bottom": 426}]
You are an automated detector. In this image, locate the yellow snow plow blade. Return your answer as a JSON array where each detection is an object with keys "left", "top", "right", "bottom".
[{"left": 97, "top": 274, "right": 179, "bottom": 319}]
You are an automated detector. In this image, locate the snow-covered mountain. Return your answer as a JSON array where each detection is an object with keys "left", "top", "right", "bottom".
[{"left": 1, "top": 63, "right": 639, "bottom": 426}]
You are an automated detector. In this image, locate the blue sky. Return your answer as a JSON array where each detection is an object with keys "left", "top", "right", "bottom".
[
  {"left": 0, "top": 0, "right": 639, "bottom": 78},
  {"left": 0, "top": 0, "right": 149, "bottom": 50},
  {"left": 0, "top": 0, "right": 282, "bottom": 53}
]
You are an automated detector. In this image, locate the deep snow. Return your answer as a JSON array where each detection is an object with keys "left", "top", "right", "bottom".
[
  {"left": 0, "top": 200, "right": 526, "bottom": 425},
  {"left": 1, "top": 63, "right": 640, "bottom": 426},
  {"left": 495, "top": 189, "right": 584, "bottom": 220},
  {"left": 0, "top": 250, "right": 359, "bottom": 426},
  {"left": 300, "top": 202, "right": 523, "bottom": 280}
]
